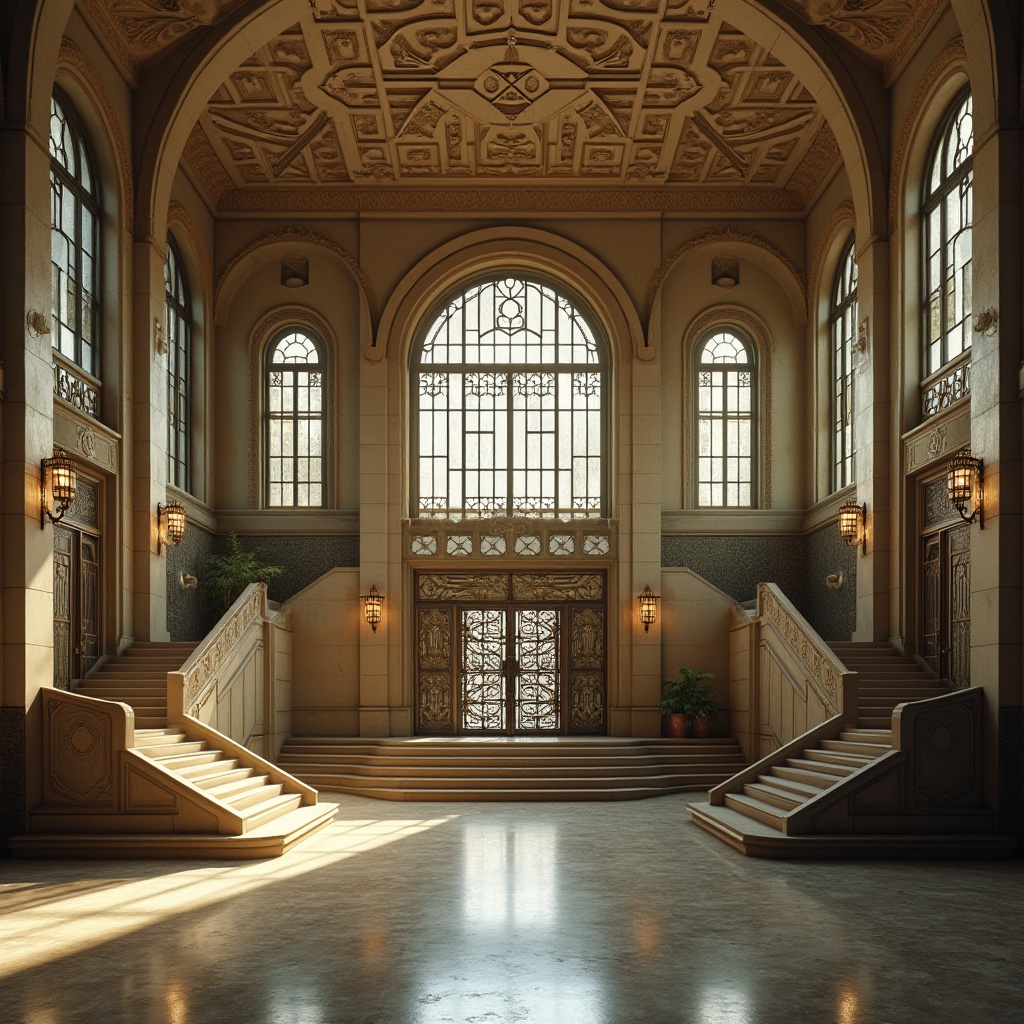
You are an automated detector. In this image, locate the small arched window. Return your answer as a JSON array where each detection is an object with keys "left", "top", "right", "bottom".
[
  {"left": 165, "top": 235, "right": 191, "bottom": 491},
  {"left": 831, "top": 238, "right": 858, "bottom": 490},
  {"left": 696, "top": 329, "right": 756, "bottom": 508},
  {"left": 412, "top": 276, "right": 606, "bottom": 519},
  {"left": 49, "top": 88, "right": 100, "bottom": 379},
  {"left": 923, "top": 88, "right": 973, "bottom": 380},
  {"left": 265, "top": 330, "right": 324, "bottom": 508}
]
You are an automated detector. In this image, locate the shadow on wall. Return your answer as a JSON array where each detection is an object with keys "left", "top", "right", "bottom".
[
  {"left": 167, "top": 533, "right": 359, "bottom": 642},
  {"left": 661, "top": 527, "right": 856, "bottom": 642}
]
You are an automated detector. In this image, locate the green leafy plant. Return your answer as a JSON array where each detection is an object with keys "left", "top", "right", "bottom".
[
  {"left": 658, "top": 667, "right": 717, "bottom": 717},
  {"left": 204, "top": 532, "right": 283, "bottom": 613}
]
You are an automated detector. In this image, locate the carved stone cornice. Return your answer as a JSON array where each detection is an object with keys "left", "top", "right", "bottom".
[
  {"left": 58, "top": 42, "right": 135, "bottom": 226},
  {"left": 167, "top": 201, "right": 212, "bottom": 303},
  {"left": 183, "top": 125, "right": 234, "bottom": 206},
  {"left": 210, "top": 184, "right": 808, "bottom": 215},
  {"left": 787, "top": 122, "right": 840, "bottom": 205},
  {"left": 882, "top": 0, "right": 947, "bottom": 85},
  {"left": 77, "top": 0, "right": 140, "bottom": 84},
  {"left": 809, "top": 200, "right": 856, "bottom": 300},
  {"left": 215, "top": 226, "right": 374, "bottom": 323},
  {"left": 889, "top": 39, "right": 967, "bottom": 235}
]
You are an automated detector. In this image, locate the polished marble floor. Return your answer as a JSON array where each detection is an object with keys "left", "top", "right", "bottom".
[{"left": 1, "top": 792, "right": 1021, "bottom": 1024}]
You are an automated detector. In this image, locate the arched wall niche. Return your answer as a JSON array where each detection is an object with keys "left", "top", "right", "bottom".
[
  {"left": 246, "top": 305, "right": 337, "bottom": 512},
  {"left": 648, "top": 229, "right": 808, "bottom": 344},
  {"left": 214, "top": 227, "right": 374, "bottom": 349},
  {"left": 680, "top": 305, "right": 774, "bottom": 511}
]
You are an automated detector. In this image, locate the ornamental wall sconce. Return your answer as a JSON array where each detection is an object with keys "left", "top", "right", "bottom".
[
  {"left": 838, "top": 501, "right": 866, "bottom": 555},
  {"left": 711, "top": 255, "right": 739, "bottom": 288},
  {"left": 972, "top": 307, "right": 998, "bottom": 337},
  {"left": 179, "top": 572, "right": 198, "bottom": 590},
  {"left": 947, "top": 450, "right": 984, "bottom": 526},
  {"left": 40, "top": 449, "right": 77, "bottom": 527},
  {"left": 362, "top": 584, "right": 384, "bottom": 633},
  {"left": 638, "top": 585, "right": 660, "bottom": 633},
  {"left": 157, "top": 500, "right": 187, "bottom": 554}
]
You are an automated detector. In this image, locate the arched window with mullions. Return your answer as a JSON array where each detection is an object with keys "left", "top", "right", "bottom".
[
  {"left": 831, "top": 238, "right": 858, "bottom": 490},
  {"left": 696, "top": 329, "right": 756, "bottom": 507},
  {"left": 50, "top": 88, "right": 100, "bottom": 379},
  {"left": 412, "top": 276, "right": 607, "bottom": 519},
  {"left": 165, "top": 235, "right": 191, "bottom": 491},
  {"left": 923, "top": 89, "right": 973, "bottom": 384},
  {"left": 265, "top": 330, "right": 324, "bottom": 508}
]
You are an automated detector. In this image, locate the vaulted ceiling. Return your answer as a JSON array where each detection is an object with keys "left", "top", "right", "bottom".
[{"left": 80, "top": 1, "right": 932, "bottom": 214}]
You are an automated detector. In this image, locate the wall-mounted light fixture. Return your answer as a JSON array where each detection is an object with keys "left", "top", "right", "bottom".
[
  {"left": 947, "top": 450, "right": 983, "bottom": 526},
  {"left": 40, "top": 449, "right": 77, "bottom": 527},
  {"left": 362, "top": 584, "right": 384, "bottom": 633},
  {"left": 157, "top": 500, "right": 187, "bottom": 554},
  {"left": 638, "top": 585, "right": 660, "bottom": 633},
  {"left": 838, "top": 501, "right": 866, "bottom": 554}
]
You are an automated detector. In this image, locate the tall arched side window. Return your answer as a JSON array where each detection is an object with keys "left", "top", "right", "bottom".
[
  {"left": 412, "top": 276, "right": 606, "bottom": 519},
  {"left": 165, "top": 235, "right": 191, "bottom": 491},
  {"left": 922, "top": 88, "right": 972, "bottom": 416},
  {"left": 49, "top": 88, "right": 100, "bottom": 388},
  {"left": 831, "top": 238, "right": 858, "bottom": 490},
  {"left": 265, "top": 330, "right": 324, "bottom": 508},
  {"left": 696, "top": 329, "right": 756, "bottom": 508}
]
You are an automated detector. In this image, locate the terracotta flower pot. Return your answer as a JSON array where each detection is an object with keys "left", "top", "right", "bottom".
[
  {"left": 666, "top": 712, "right": 689, "bottom": 738},
  {"left": 691, "top": 715, "right": 713, "bottom": 738}
]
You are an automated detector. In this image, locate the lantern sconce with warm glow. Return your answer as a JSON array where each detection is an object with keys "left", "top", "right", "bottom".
[
  {"left": 947, "top": 450, "right": 983, "bottom": 527},
  {"left": 362, "top": 584, "right": 384, "bottom": 633},
  {"left": 838, "top": 501, "right": 866, "bottom": 554},
  {"left": 638, "top": 585, "right": 660, "bottom": 633},
  {"left": 40, "top": 449, "right": 77, "bottom": 528},
  {"left": 157, "top": 500, "right": 187, "bottom": 554}
]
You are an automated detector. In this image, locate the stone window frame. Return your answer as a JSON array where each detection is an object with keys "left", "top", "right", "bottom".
[
  {"left": 829, "top": 235, "right": 858, "bottom": 492},
  {"left": 165, "top": 232, "right": 191, "bottom": 492}
]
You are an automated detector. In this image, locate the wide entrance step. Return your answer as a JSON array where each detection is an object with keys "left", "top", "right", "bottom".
[{"left": 277, "top": 736, "right": 747, "bottom": 801}]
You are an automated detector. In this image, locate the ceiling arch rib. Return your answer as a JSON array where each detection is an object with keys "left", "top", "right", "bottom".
[{"left": 136, "top": 1, "right": 903, "bottom": 241}]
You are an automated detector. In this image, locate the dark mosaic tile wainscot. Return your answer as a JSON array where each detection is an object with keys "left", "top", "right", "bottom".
[
  {"left": 0, "top": 707, "right": 26, "bottom": 854},
  {"left": 662, "top": 529, "right": 856, "bottom": 643},
  {"left": 167, "top": 523, "right": 217, "bottom": 642},
  {"left": 229, "top": 534, "right": 359, "bottom": 605}
]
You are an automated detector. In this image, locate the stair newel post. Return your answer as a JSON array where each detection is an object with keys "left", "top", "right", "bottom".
[
  {"left": 167, "top": 670, "right": 186, "bottom": 724},
  {"left": 841, "top": 669, "right": 859, "bottom": 726}
]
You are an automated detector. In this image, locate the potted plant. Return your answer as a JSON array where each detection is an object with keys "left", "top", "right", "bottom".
[
  {"left": 659, "top": 667, "right": 716, "bottom": 738},
  {"left": 204, "top": 532, "right": 284, "bottom": 614},
  {"left": 684, "top": 685, "right": 720, "bottom": 738}
]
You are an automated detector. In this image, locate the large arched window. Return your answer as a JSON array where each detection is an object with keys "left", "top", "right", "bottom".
[
  {"left": 831, "top": 238, "right": 857, "bottom": 490},
  {"left": 165, "top": 235, "right": 191, "bottom": 491},
  {"left": 50, "top": 88, "right": 100, "bottom": 380},
  {"left": 412, "top": 276, "right": 606, "bottom": 519},
  {"left": 696, "top": 329, "right": 756, "bottom": 507},
  {"left": 265, "top": 330, "right": 324, "bottom": 508},
  {"left": 923, "top": 89, "right": 973, "bottom": 386}
]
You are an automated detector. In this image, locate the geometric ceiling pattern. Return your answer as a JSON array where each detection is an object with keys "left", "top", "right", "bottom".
[{"left": 82, "top": 1, "right": 931, "bottom": 211}]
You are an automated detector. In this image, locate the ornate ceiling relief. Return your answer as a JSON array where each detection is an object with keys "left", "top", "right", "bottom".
[
  {"left": 105, "top": 1, "right": 246, "bottom": 64},
  {"left": 784, "top": 0, "right": 916, "bottom": 68},
  {"left": 185, "top": 0, "right": 838, "bottom": 210}
]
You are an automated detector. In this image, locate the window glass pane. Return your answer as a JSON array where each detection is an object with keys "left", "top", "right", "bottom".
[{"left": 413, "top": 277, "right": 604, "bottom": 518}]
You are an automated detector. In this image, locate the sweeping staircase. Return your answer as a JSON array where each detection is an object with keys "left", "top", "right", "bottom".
[
  {"left": 690, "top": 638, "right": 1012, "bottom": 858},
  {"left": 12, "top": 624, "right": 335, "bottom": 859},
  {"left": 277, "top": 736, "right": 747, "bottom": 801}
]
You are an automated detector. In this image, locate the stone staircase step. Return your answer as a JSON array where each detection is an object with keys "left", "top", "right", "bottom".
[
  {"left": 802, "top": 749, "right": 874, "bottom": 768},
  {"left": 188, "top": 765, "right": 252, "bottom": 789},
  {"left": 821, "top": 737, "right": 890, "bottom": 756},
  {"left": 744, "top": 781, "right": 807, "bottom": 811},
  {"left": 754, "top": 775, "right": 822, "bottom": 800},
  {"left": 241, "top": 793, "right": 304, "bottom": 830},
  {"left": 772, "top": 762, "right": 848, "bottom": 788},
  {"left": 226, "top": 781, "right": 285, "bottom": 810},
  {"left": 723, "top": 792, "right": 786, "bottom": 830},
  {"left": 205, "top": 774, "right": 269, "bottom": 802}
]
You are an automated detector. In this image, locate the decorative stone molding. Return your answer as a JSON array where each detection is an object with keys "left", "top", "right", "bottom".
[
  {"left": 682, "top": 305, "right": 774, "bottom": 509},
  {"left": 168, "top": 201, "right": 213, "bottom": 304},
  {"left": 973, "top": 307, "right": 998, "bottom": 337},
  {"left": 882, "top": 0, "right": 947, "bottom": 84},
  {"left": 58, "top": 41, "right": 135, "bottom": 227},
  {"left": 787, "top": 121, "right": 840, "bottom": 205},
  {"left": 758, "top": 582, "right": 848, "bottom": 717},
  {"left": 179, "top": 585, "right": 265, "bottom": 713},
  {"left": 215, "top": 227, "right": 374, "bottom": 325},
  {"left": 808, "top": 200, "right": 856, "bottom": 301},
  {"left": 888, "top": 39, "right": 967, "bottom": 235},
  {"left": 183, "top": 126, "right": 235, "bottom": 206},
  {"left": 904, "top": 402, "right": 970, "bottom": 474}
]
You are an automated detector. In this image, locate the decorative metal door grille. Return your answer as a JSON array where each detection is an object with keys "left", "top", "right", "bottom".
[
  {"left": 412, "top": 277, "right": 606, "bottom": 519},
  {"left": 415, "top": 572, "right": 605, "bottom": 736}
]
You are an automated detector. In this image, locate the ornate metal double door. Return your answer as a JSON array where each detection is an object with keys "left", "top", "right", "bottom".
[
  {"left": 53, "top": 523, "right": 100, "bottom": 689},
  {"left": 921, "top": 523, "right": 971, "bottom": 688},
  {"left": 415, "top": 572, "right": 607, "bottom": 735}
]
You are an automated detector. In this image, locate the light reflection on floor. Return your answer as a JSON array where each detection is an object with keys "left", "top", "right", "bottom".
[{"left": 1, "top": 792, "right": 1022, "bottom": 1024}]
